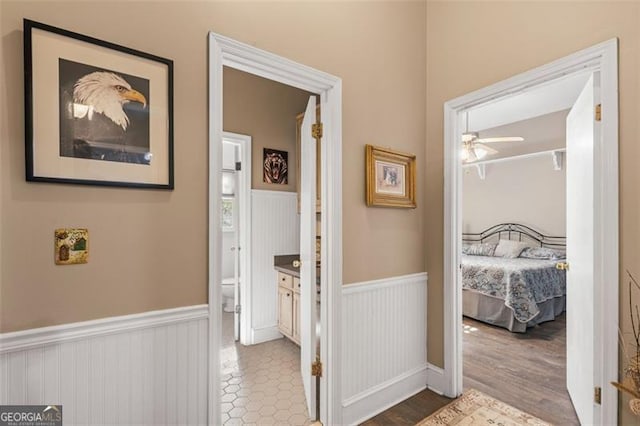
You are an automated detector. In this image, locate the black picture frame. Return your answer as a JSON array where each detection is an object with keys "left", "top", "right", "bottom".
[
  {"left": 263, "top": 148, "right": 289, "bottom": 185},
  {"left": 24, "top": 19, "right": 174, "bottom": 189}
]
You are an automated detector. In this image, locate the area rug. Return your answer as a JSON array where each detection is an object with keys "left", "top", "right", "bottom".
[{"left": 416, "top": 389, "right": 552, "bottom": 426}]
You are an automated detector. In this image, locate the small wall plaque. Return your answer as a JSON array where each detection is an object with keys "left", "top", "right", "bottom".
[
  {"left": 263, "top": 148, "right": 288, "bottom": 184},
  {"left": 55, "top": 228, "right": 88, "bottom": 265}
]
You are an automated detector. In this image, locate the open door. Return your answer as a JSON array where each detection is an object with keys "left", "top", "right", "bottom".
[
  {"left": 299, "top": 95, "right": 318, "bottom": 418},
  {"left": 565, "top": 72, "right": 599, "bottom": 425}
]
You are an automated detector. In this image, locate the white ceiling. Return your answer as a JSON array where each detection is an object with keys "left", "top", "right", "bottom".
[
  {"left": 463, "top": 69, "right": 592, "bottom": 162},
  {"left": 467, "top": 71, "right": 591, "bottom": 132}
]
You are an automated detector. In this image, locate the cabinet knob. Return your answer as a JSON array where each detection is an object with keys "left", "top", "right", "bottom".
[{"left": 292, "top": 260, "right": 301, "bottom": 268}]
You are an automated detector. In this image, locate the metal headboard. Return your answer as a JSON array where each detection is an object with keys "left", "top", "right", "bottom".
[{"left": 462, "top": 223, "right": 566, "bottom": 249}]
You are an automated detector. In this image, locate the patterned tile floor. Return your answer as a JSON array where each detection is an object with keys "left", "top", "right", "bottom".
[{"left": 221, "top": 312, "right": 312, "bottom": 425}]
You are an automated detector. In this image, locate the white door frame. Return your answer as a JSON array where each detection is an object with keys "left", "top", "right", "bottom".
[
  {"left": 208, "top": 33, "right": 343, "bottom": 425},
  {"left": 222, "top": 131, "right": 252, "bottom": 345},
  {"left": 442, "top": 39, "right": 619, "bottom": 425}
]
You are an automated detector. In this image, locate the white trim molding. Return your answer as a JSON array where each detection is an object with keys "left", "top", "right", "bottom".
[
  {"left": 426, "top": 363, "right": 446, "bottom": 396},
  {"left": 209, "top": 32, "right": 343, "bottom": 425},
  {"left": 342, "top": 272, "right": 427, "bottom": 425},
  {"left": 0, "top": 305, "right": 208, "bottom": 354},
  {"left": 342, "top": 272, "right": 427, "bottom": 295},
  {"left": 251, "top": 325, "right": 283, "bottom": 345},
  {"left": 222, "top": 131, "right": 252, "bottom": 346},
  {"left": 443, "top": 39, "right": 618, "bottom": 425},
  {"left": 342, "top": 365, "right": 428, "bottom": 426}
]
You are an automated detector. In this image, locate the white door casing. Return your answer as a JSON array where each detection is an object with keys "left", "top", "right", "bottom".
[
  {"left": 300, "top": 96, "right": 318, "bottom": 417},
  {"left": 565, "top": 73, "right": 599, "bottom": 424},
  {"left": 442, "top": 39, "right": 618, "bottom": 426},
  {"left": 233, "top": 167, "right": 241, "bottom": 341},
  {"left": 209, "top": 33, "right": 343, "bottom": 425},
  {"left": 223, "top": 132, "right": 252, "bottom": 346}
]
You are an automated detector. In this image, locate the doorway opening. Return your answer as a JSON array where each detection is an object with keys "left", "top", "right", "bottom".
[
  {"left": 219, "top": 68, "right": 318, "bottom": 425},
  {"left": 208, "top": 33, "right": 343, "bottom": 426},
  {"left": 459, "top": 98, "right": 579, "bottom": 424},
  {"left": 443, "top": 39, "right": 619, "bottom": 425}
]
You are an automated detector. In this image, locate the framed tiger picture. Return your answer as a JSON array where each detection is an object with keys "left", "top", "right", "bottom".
[{"left": 263, "top": 148, "right": 288, "bottom": 185}]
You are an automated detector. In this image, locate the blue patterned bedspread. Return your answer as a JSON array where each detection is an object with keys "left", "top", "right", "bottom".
[{"left": 461, "top": 255, "right": 566, "bottom": 323}]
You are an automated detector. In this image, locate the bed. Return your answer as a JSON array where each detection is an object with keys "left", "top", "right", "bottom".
[{"left": 462, "top": 223, "right": 567, "bottom": 333}]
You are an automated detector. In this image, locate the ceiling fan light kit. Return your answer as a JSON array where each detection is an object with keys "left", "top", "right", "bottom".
[
  {"left": 460, "top": 120, "right": 525, "bottom": 163},
  {"left": 461, "top": 144, "right": 487, "bottom": 162}
]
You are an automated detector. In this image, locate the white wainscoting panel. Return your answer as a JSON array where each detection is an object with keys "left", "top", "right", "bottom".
[
  {"left": 0, "top": 305, "right": 208, "bottom": 426},
  {"left": 251, "top": 190, "right": 299, "bottom": 343},
  {"left": 341, "top": 273, "right": 428, "bottom": 425}
]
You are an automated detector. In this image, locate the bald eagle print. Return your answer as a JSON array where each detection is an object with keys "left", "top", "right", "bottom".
[{"left": 59, "top": 59, "right": 150, "bottom": 165}]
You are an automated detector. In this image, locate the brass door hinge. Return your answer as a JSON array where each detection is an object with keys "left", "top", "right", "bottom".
[
  {"left": 312, "top": 122, "right": 323, "bottom": 139},
  {"left": 595, "top": 104, "right": 602, "bottom": 121},
  {"left": 595, "top": 386, "right": 601, "bottom": 404},
  {"left": 311, "top": 356, "right": 323, "bottom": 377}
]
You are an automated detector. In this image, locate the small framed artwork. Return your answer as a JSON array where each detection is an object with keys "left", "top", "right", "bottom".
[
  {"left": 55, "top": 228, "right": 88, "bottom": 265},
  {"left": 365, "top": 144, "right": 416, "bottom": 208},
  {"left": 24, "top": 19, "right": 174, "bottom": 189},
  {"left": 263, "top": 148, "right": 288, "bottom": 184}
]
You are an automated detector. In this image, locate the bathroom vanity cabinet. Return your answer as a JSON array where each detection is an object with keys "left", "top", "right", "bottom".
[{"left": 276, "top": 271, "right": 301, "bottom": 345}]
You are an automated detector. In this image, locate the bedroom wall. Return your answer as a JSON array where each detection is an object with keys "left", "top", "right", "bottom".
[
  {"left": 223, "top": 67, "right": 312, "bottom": 193},
  {"left": 426, "top": 2, "right": 640, "bottom": 423},
  {"left": 0, "top": 1, "right": 426, "bottom": 333},
  {"left": 462, "top": 154, "right": 566, "bottom": 237}
]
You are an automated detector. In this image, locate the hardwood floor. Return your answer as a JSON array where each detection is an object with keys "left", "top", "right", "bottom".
[
  {"left": 362, "top": 315, "right": 578, "bottom": 426},
  {"left": 463, "top": 314, "right": 579, "bottom": 425},
  {"left": 360, "top": 388, "right": 451, "bottom": 426}
]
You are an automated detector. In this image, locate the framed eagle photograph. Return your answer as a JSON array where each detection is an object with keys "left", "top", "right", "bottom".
[{"left": 24, "top": 19, "right": 174, "bottom": 189}]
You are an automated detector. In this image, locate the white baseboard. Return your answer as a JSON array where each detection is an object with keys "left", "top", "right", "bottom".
[
  {"left": 251, "top": 324, "right": 282, "bottom": 344},
  {"left": 342, "top": 365, "right": 427, "bottom": 426},
  {"left": 427, "top": 363, "right": 447, "bottom": 395}
]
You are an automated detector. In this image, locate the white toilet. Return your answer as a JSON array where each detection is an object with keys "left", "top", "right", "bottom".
[{"left": 221, "top": 277, "right": 239, "bottom": 313}]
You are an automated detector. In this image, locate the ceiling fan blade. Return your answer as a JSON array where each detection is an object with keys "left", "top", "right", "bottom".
[
  {"left": 474, "top": 143, "right": 498, "bottom": 155},
  {"left": 477, "top": 136, "right": 524, "bottom": 143}
]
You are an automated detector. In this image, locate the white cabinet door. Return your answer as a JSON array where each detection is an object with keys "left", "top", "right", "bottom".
[
  {"left": 278, "top": 286, "right": 293, "bottom": 337},
  {"left": 293, "top": 292, "right": 300, "bottom": 343}
]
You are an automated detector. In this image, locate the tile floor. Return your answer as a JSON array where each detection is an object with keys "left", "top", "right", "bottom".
[{"left": 220, "top": 312, "right": 313, "bottom": 425}]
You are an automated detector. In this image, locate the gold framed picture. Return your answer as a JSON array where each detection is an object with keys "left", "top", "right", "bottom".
[{"left": 365, "top": 145, "right": 416, "bottom": 208}]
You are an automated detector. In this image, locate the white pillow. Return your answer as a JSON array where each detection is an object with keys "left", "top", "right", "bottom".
[{"left": 493, "top": 239, "right": 530, "bottom": 258}]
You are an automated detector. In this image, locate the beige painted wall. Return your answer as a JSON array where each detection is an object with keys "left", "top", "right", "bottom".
[
  {"left": 463, "top": 155, "right": 566, "bottom": 236},
  {"left": 223, "top": 67, "right": 311, "bottom": 193},
  {"left": 0, "top": 1, "right": 426, "bottom": 332},
  {"left": 427, "top": 2, "right": 640, "bottom": 422}
]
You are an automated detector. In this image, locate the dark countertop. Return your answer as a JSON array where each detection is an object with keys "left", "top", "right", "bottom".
[{"left": 274, "top": 254, "right": 300, "bottom": 277}]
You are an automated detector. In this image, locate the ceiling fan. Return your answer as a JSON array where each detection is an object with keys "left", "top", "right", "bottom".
[{"left": 461, "top": 116, "right": 524, "bottom": 163}]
